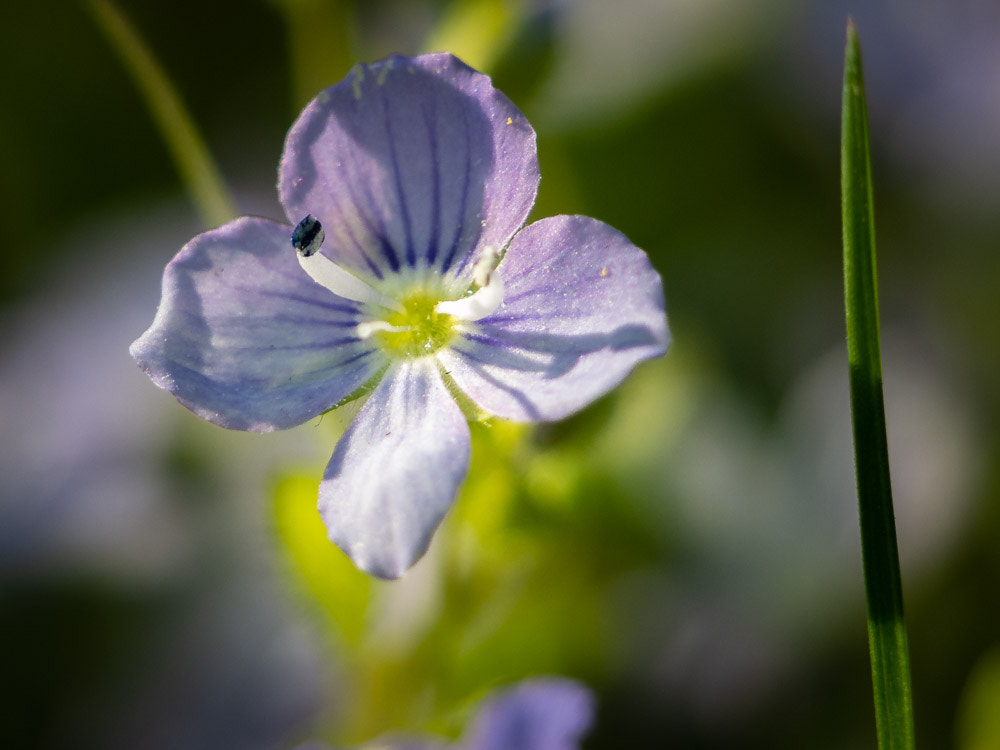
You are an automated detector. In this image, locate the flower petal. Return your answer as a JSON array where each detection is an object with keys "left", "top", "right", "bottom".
[
  {"left": 130, "top": 217, "right": 385, "bottom": 431},
  {"left": 439, "top": 215, "right": 669, "bottom": 421},
  {"left": 463, "top": 678, "right": 595, "bottom": 750},
  {"left": 319, "top": 358, "right": 470, "bottom": 579},
  {"left": 279, "top": 53, "right": 539, "bottom": 283}
]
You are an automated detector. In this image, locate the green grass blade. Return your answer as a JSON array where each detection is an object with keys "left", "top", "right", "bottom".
[
  {"left": 85, "top": 0, "right": 237, "bottom": 228},
  {"left": 841, "top": 19, "right": 916, "bottom": 750}
]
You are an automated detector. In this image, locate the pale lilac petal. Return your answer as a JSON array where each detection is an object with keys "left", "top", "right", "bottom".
[
  {"left": 462, "top": 679, "right": 595, "bottom": 750},
  {"left": 439, "top": 215, "right": 669, "bottom": 421},
  {"left": 130, "top": 217, "right": 386, "bottom": 431},
  {"left": 279, "top": 53, "right": 538, "bottom": 281},
  {"left": 318, "top": 359, "right": 470, "bottom": 579}
]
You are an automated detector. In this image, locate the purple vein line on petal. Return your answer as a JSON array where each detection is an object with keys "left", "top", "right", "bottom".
[
  {"left": 324, "top": 174, "right": 385, "bottom": 280},
  {"left": 341, "top": 138, "right": 400, "bottom": 274},
  {"left": 378, "top": 83, "right": 416, "bottom": 268},
  {"left": 265, "top": 314, "right": 364, "bottom": 328},
  {"left": 476, "top": 311, "right": 551, "bottom": 325},
  {"left": 423, "top": 101, "right": 442, "bottom": 266},
  {"left": 459, "top": 356, "right": 542, "bottom": 421},
  {"left": 221, "top": 336, "right": 362, "bottom": 353},
  {"left": 500, "top": 287, "right": 558, "bottom": 306},
  {"left": 440, "top": 103, "right": 475, "bottom": 274},
  {"left": 323, "top": 143, "right": 386, "bottom": 280},
  {"left": 244, "top": 261, "right": 312, "bottom": 286},
  {"left": 291, "top": 349, "right": 377, "bottom": 380},
  {"left": 340, "top": 218, "right": 385, "bottom": 281},
  {"left": 219, "top": 284, "right": 364, "bottom": 315}
]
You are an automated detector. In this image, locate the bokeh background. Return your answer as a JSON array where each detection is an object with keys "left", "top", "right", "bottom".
[{"left": 2, "top": 0, "right": 999, "bottom": 747}]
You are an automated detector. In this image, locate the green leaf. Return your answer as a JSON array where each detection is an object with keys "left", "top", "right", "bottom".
[{"left": 841, "top": 19, "right": 915, "bottom": 750}]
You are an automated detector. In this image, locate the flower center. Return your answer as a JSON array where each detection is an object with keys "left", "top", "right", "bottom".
[
  {"left": 290, "top": 215, "right": 504, "bottom": 360},
  {"left": 374, "top": 292, "right": 457, "bottom": 358}
]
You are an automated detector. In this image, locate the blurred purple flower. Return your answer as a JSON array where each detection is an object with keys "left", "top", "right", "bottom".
[
  {"left": 455, "top": 679, "right": 594, "bottom": 750},
  {"left": 300, "top": 678, "right": 593, "bottom": 750},
  {"left": 786, "top": 2, "right": 1000, "bottom": 207},
  {"left": 0, "top": 202, "right": 325, "bottom": 750},
  {"left": 132, "top": 53, "right": 668, "bottom": 579}
]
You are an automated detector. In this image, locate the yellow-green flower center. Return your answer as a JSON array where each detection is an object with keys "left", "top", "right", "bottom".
[{"left": 376, "top": 292, "right": 457, "bottom": 358}]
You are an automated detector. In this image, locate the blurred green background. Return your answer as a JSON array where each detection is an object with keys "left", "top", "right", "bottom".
[{"left": 2, "top": 0, "right": 999, "bottom": 748}]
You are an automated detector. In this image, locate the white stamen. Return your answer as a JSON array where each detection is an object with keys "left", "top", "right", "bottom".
[
  {"left": 297, "top": 252, "right": 403, "bottom": 313},
  {"left": 435, "top": 273, "right": 504, "bottom": 321},
  {"left": 435, "top": 245, "right": 504, "bottom": 321},
  {"left": 356, "top": 320, "right": 410, "bottom": 339},
  {"left": 472, "top": 245, "right": 501, "bottom": 287}
]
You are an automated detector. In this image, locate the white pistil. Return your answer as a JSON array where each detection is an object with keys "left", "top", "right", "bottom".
[
  {"left": 434, "top": 246, "right": 504, "bottom": 321},
  {"left": 356, "top": 320, "right": 410, "bottom": 339},
  {"left": 297, "top": 250, "right": 404, "bottom": 313}
]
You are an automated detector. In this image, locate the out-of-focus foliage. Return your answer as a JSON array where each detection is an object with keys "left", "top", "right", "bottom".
[
  {"left": 2, "top": 1, "right": 999, "bottom": 748},
  {"left": 957, "top": 648, "right": 1000, "bottom": 750}
]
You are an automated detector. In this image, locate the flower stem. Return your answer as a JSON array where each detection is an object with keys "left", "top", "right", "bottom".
[
  {"left": 85, "top": 0, "right": 237, "bottom": 228},
  {"left": 841, "top": 19, "right": 915, "bottom": 749}
]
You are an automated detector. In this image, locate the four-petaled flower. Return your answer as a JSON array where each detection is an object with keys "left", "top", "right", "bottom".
[{"left": 131, "top": 53, "right": 669, "bottom": 578}]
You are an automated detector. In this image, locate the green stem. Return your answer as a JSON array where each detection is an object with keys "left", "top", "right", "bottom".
[
  {"left": 85, "top": 0, "right": 237, "bottom": 228},
  {"left": 841, "top": 19, "right": 915, "bottom": 749}
]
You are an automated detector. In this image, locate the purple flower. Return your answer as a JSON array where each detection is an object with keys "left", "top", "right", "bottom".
[
  {"left": 454, "top": 678, "right": 594, "bottom": 750},
  {"left": 299, "top": 677, "right": 594, "bottom": 750},
  {"left": 131, "top": 53, "right": 669, "bottom": 578}
]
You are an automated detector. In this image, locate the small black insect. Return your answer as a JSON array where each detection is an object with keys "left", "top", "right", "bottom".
[{"left": 292, "top": 215, "right": 325, "bottom": 257}]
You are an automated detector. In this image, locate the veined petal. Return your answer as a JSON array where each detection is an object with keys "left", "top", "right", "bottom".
[
  {"left": 130, "top": 217, "right": 385, "bottom": 431},
  {"left": 464, "top": 679, "right": 595, "bottom": 750},
  {"left": 278, "top": 53, "right": 539, "bottom": 284},
  {"left": 319, "top": 359, "right": 470, "bottom": 579},
  {"left": 439, "top": 215, "right": 669, "bottom": 422}
]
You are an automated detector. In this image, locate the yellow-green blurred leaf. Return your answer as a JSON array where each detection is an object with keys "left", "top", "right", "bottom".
[
  {"left": 957, "top": 648, "right": 1000, "bottom": 750},
  {"left": 268, "top": 0, "right": 356, "bottom": 111},
  {"left": 422, "top": 0, "right": 522, "bottom": 73},
  {"left": 271, "top": 472, "right": 372, "bottom": 646}
]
